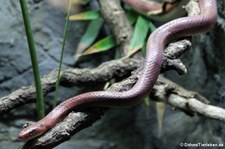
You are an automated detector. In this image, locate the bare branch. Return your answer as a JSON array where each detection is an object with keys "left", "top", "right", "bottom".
[
  {"left": 19, "top": 73, "right": 225, "bottom": 149},
  {"left": 98, "top": 0, "right": 133, "bottom": 55},
  {"left": 19, "top": 70, "right": 137, "bottom": 149},
  {"left": 0, "top": 58, "right": 141, "bottom": 115}
]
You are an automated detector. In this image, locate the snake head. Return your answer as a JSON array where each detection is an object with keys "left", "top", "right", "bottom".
[{"left": 18, "top": 122, "right": 46, "bottom": 141}]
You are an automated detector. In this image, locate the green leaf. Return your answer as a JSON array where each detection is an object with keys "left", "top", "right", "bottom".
[
  {"left": 69, "top": 10, "right": 101, "bottom": 21},
  {"left": 149, "top": 22, "right": 157, "bottom": 32},
  {"left": 144, "top": 97, "right": 150, "bottom": 106},
  {"left": 20, "top": 0, "right": 45, "bottom": 119},
  {"left": 144, "top": 96, "right": 151, "bottom": 119},
  {"left": 75, "top": 18, "right": 104, "bottom": 59},
  {"left": 73, "top": 0, "right": 91, "bottom": 5},
  {"left": 141, "top": 22, "right": 157, "bottom": 55},
  {"left": 156, "top": 102, "right": 165, "bottom": 138},
  {"left": 126, "top": 10, "right": 138, "bottom": 24},
  {"left": 127, "top": 16, "right": 150, "bottom": 57},
  {"left": 141, "top": 42, "right": 147, "bottom": 55},
  {"left": 81, "top": 35, "right": 116, "bottom": 56},
  {"left": 53, "top": 0, "right": 73, "bottom": 108}
]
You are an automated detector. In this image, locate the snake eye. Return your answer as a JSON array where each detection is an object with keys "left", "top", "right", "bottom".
[
  {"left": 29, "top": 130, "right": 34, "bottom": 136},
  {"left": 28, "top": 128, "right": 38, "bottom": 137},
  {"left": 23, "top": 122, "right": 33, "bottom": 128}
]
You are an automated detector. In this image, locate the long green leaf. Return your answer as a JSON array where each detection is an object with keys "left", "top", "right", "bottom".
[
  {"left": 126, "top": 10, "right": 138, "bottom": 24},
  {"left": 156, "top": 102, "right": 165, "bottom": 138},
  {"left": 127, "top": 16, "right": 150, "bottom": 57},
  {"left": 53, "top": 0, "right": 72, "bottom": 107},
  {"left": 20, "top": 0, "right": 45, "bottom": 119},
  {"left": 149, "top": 22, "right": 157, "bottom": 32},
  {"left": 141, "top": 22, "right": 157, "bottom": 54},
  {"left": 69, "top": 10, "right": 101, "bottom": 21},
  {"left": 144, "top": 97, "right": 151, "bottom": 119},
  {"left": 75, "top": 18, "right": 104, "bottom": 59},
  {"left": 81, "top": 36, "right": 116, "bottom": 56}
]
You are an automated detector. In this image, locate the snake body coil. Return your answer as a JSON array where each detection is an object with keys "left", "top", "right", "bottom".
[{"left": 19, "top": 0, "right": 217, "bottom": 141}]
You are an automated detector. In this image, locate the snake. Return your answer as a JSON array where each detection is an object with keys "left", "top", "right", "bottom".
[
  {"left": 18, "top": 0, "right": 217, "bottom": 141},
  {"left": 122, "top": 0, "right": 190, "bottom": 23}
]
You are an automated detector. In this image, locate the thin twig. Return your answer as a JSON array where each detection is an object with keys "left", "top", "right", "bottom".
[{"left": 53, "top": 0, "right": 72, "bottom": 107}]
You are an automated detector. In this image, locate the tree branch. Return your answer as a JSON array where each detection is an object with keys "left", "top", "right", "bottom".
[
  {"left": 0, "top": 58, "right": 140, "bottom": 115},
  {"left": 19, "top": 73, "right": 225, "bottom": 149}
]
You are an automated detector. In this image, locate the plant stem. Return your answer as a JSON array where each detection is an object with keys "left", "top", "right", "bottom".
[
  {"left": 20, "top": 0, "right": 45, "bottom": 119},
  {"left": 53, "top": 0, "right": 72, "bottom": 107}
]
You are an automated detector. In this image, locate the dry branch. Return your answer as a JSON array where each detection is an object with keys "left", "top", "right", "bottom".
[
  {"left": 0, "top": 38, "right": 191, "bottom": 115},
  {"left": 19, "top": 73, "right": 225, "bottom": 149},
  {"left": 0, "top": 58, "right": 140, "bottom": 115}
]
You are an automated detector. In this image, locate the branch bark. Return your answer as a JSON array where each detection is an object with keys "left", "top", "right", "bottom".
[{"left": 19, "top": 73, "right": 225, "bottom": 149}]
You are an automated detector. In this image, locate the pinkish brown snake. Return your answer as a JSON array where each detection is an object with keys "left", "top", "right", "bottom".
[{"left": 19, "top": 0, "right": 217, "bottom": 141}]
